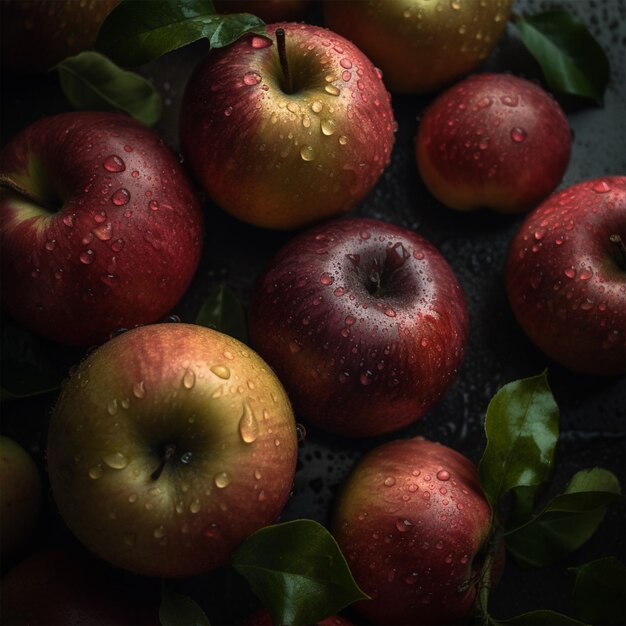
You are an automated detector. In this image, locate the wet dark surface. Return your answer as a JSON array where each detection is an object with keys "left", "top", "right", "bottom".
[{"left": 1, "top": 1, "right": 624, "bottom": 624}]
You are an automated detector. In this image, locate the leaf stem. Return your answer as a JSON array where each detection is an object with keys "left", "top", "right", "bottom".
[
  {"left": 275, "top": 28, "right": 293, "bottom": 94},
  {"left": 0, "top": 174, "right": 57, "bottom": 212}
]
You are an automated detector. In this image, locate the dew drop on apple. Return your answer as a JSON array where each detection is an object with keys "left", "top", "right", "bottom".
[
  {"left": 592, "top": 179, "right": 611, "bottom": 193},
  {"left": 239, "top": 401, "right": 260, "bottom": 444},
  {"left": 510, "top": 127, "right": 527, "bottom": 143},
  {"left": 103, "top": 452, "right": 128, "bottom": 470},
  {"left": 128, "top": 494, "right": 137, "bottom": 504},
  {"left": 103, "top": 155, "right": 125, "bottom": 173},
  {"left": 132, "top": 380, "right": 146, "bottom": 398},
  {"left": 384, "top": 476, "right": 396, "bottom": 487},
  {"left": 395, "top": 518, "right": 413, "bottom": 533},
  {"left": 180, "top": 451, "right": 193, "bottom": 465},
  {"left": 88, "top": 464, "right": 103, "bottom": 480},
  {"left": 214, "top": 471, "right": 231, "bottom": 489},
  {"left": 79, "top": 249, "right": 95, "bottom": 265},
  {"left": 311, "top": 100, "right": 323, "bottom": 113},
  {"left": 321, "top": 119, "right": 337, "bottom": 136},
  {"left": 250, "top": 35, "right": 271, "bottom": 49},
  {"left": 111, "top": 188, "right": 130, "bottom": 206},
  {"left": 224, "top": 106, "right": 233, "bottom": 117},
  {"left": 210, "top": 365, "right": 231, "bottom": 380},
  {"left": 564, "top": 266, "right": 577, "bottom": 279},
  {"left": 149, "top": 200, "right": 159, "bottom": 211},
  {"left": 300, "top": 145, "right": 315, "bottom": 161},
  {"left": 320, "top": 272, "right": 334, "bottom": 285},
  {"left": 324, "top": 84, "right": 340, "bottom": 96},
  {"left": 359, "top": 370, "right": 374, "bottom": 386},
  {"left": 190, "top": 499, "right": 202, "bottom": 513},
  {"left": 338, "top": 135, "right": 348, "bottom": 146},
  {"left": 243, "top": 71, "right": 262, "bottom": 86},
  {"left": 436, "top": 470, "right": 450, "bottom": 481},
  {"left": 182, "top": 368, "right": 196, "bottom": 389}
]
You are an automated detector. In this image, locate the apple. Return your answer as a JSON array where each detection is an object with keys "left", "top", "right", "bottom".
[
  {"left": 247, "top": 217, "right": 468, "bottom": 437},
  {"left": 0, "top": 547, "right": 159, "bottom": 625},
  {"left": 416, "top": 73, "right": 572, "bottom": 214},
  {"left": 0, "top": 436, "right": 41, "bottom": 560},
  {"left": 505, "top": 176, "right": 626, "bottom": 375},
  {"left": 214, "top": 0, "right": 313, "bottom": 22},
  {"left": 46, "top": 323, "right": 298, "bottom": 578},
  {"left": 0, "top": 0, "right": 119, "bottom": 74},
  {"left": 180, "top": 22, "right": 396, "bottom": 230},
  {"left": 332, "top": 437, "right": 492, "bottom": 625},
  {"left": 0, "top": 111, "right": 203, "bottom": 347},
  {"left": 240, "top": 609, "right": 353, "bottom": 625},
  {"left": 323, "top": 0, "right": 513, "bottom": 94}
]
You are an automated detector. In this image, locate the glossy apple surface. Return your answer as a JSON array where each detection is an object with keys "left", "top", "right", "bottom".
[
  {"left": 214, "top": 0, "right": 313, "bottom": 22},
  {"left": 248, "top": 218, "right": 468, "bottom": 437},
  {"left": 0, "top": 436, "right": 41, "bottom": 560},
  {"left": 332, "top": 437, "right": 492, "bottom": 625},
  {"left": 1, "top": 112, "right": 203, "bottom": 346},
  {"left": 324, "top": 0, "right": 513, "bottom": 94},
  {"left": 416, "top": 73, "right": 572, "bottom": 213},
  {"left": 47, "top": 323, "right": 298, "bottom": 577},
  {"left": 180, "top": 23, "right": 395, "bottom": 229},
  {"left": 1, "top": 0, "right": 119, "bottom": 73},
  {"left": 505, "top": 176, "right": 626, "bottom": 375}
]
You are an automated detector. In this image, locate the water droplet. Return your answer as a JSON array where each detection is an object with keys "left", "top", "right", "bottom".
[
  {"left": 395, "top": 518, "right": 413, "bottom": 533},
  {"left": 106, "top": 398, "right": 118, "bottom": 415},
  {"left": 94, "top": 222, "right": 113, "bottom": 241},
  {"left": 103, "top": 452, "right": 128, "bottom": 469},
  {"left": 592, "top": 180, "right": 611, "bottom": 193},
  {"left": 300, "top": 145, "right": 315, "bottom": 161},
  {"left": 338, "top": 135, "right": 348, "bottom": 146},
  {"left": 103, "top": 155, "right": 125, "bottom": 172},
  {"left": 510, "top": 127, "right": 527, "bottom": 143},
  {"left": 437, "top": 470, "right": 450, "bottom": 481},
  {"left": 189, "top": 499, "right": 202, "bottom": 513},
  {"left": 251, "top": 35, "right": 271, "bottom": 48},
  {"left": 501, "top": 95, "right": 519, "bottom": 107},
  {"left": 182, "top": 368, "right": 196, "bottom": 389},
  {"left": 111, "top": 188, "right": 130, "bottom": 206},
  {"left": 579, "top": 268, "right": 593, "bottom": 281},
  {"left": 215, "top": 471, "right": 231, "bottom": 489},
  {"left": 320, "top": 272, "right": 334, "bottom": 285},
  {"left": 359, "top": 370, "right": 374, "bottom": 386},
  {"left": 89, "top": 464, "right": 103, "bottom": 479},
  {"left": 79, "top": 249, "right": 95, "bottom": 265},
  {"left": 296, "top": 423, "right": 307, "bottom": 441},
  {"left": 384, "top": 476, "right": 396, "bottom": 487},
  {"left": 224, "top": 106, "right": 233, "bottom": 117},
  {"left": 457, "top": 502, "right": 465, "bottom": 510},
  {"left": 340, "top": 58, "right": 352, "bottom": 69},
  {"left": 324, "top": 84, "right": 340, "bottom": 96},
  {"left": 132, "top": 380, "right": 146, "bottom": 398},
  {"left": 321, "top": 119, "right": 336, "bottom": 136},
  {"left": 239, "top": 401, "right": 259, "bottom": 444},
  {"left": 564, "top": 266, "right": 577, "bottom": 279},
  {"left": 243, "top": 71, "right": 262, "bottom": 85},
  {"left": 450, "top": 0, "right": 462, "bottom": 9},
  {"left": 311, "top": 100, "right": 323, "bottom": 113},
  {"left": 149, "top": 199, "right": 159, "bottom": 211},
  {"left": 45, "top": 239, "right": 56, "bottom": 251},
  {"left": 210, "top": 365, "right": 230, "bottom": 379},
  {"left": 180, "top": 451, "right": 193, "bottom": 464}
]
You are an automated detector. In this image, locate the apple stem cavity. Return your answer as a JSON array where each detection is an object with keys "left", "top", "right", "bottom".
[
  {"left": 0, "top": 173, "right": 59, "bottom": 213},
  {"left": 610, "top": 233, "right": 626, "bottom": 270},
  {"left": 275, "top": 28, "right": 294, "bottom": 95},
  {"left": 151, "top": 444, "right": 177, "bottom": 481}
]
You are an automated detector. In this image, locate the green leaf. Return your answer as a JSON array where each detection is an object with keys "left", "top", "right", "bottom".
[
  {"left": 511, "top": 11, "right": 610, "bottom": 104},
  {"left": 571, "top": 558, "right": 626, "bottom": 625},
  {"left": 56, "top": 51, "right": 162, "bottom": 126},
  {"left": 495, "top": 609, "right": 588, "bottom": 625},
  {"left": 505, "top": 468, "right": 622, "bottom": 568},
  {"left": 232, "top": 520, "right": 369, "bottom": 626},
  {"left": 96, "top": 0, "right": 267, "bottom": 68},
  {"left": 478, "top": 372, "right": 559, "bottom": 518},
  {"left": 195, "top": 284, "right": 248, "bottom": 344},
  {"left": 159, "top": 581, "right": 211, "bottom": 626}
]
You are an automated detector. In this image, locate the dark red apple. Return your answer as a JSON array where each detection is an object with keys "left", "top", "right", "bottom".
[
  {"left": 180, "top": 23, "right": 395, "bottom": 229},
  {"left": 416, "top": 73, "right": 571, "bottom": 213},
  {"left": 214, "top": 0, "right": 313, "bottom": 22},
  {"left": 247, "top": 218, "right": 468, "bottom": 437},
  {"left": 0, "top": 111, "right": 203, "bottom": 346},
  {"left": 505, "top": 176, "right": 626, "bottom": 375},
  {"left": 332, "top": 437, "right": 492, "bottom": 625}
]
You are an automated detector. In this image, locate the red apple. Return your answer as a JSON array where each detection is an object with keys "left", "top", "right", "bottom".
[
  {"left": 240, "top": 609, "right": 353, "bottom": 625},
  {"left": 180, "top": 22, "right": 395, "bottom": 229},
  {"left": 0, "top": 111, "right": 203, "bottom": 346},
  {"left": 214, "top": 0, "right": 313, "bottom": 22},
  {"left": 0, "top": 547, "right": 159, "bottom": 625},
  {"left": 332, "top": 437, "right": 492, "bottom": 625},
  {"left": 46, "top": 323, "right": 298, "bottom": 577},
  {"left": 324, "top": 0, "right": 513, "bottom": 94},
  {"left": 505, "top": 176, "right": 626, "bottom": 375},
  {"left": 247, "top": 217, "right": 468, "bottom": 437},
  {"left": 416, "top": 73, "right": 572, "bottom": 213},
  {"left": 0, "top": 436, "right": 41, "bottom": 560}
]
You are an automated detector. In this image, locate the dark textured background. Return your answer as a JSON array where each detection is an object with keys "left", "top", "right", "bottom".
[{"left": 1, "top": 1, "right": 624, "bottom": 623}]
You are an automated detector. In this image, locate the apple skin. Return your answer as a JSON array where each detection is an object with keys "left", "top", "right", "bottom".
[
  {"left": 324, "top": 0, "right": 513, "bottom": 94},
  {"left": 332, "top": 437, "right": 492, "bottom": 625},
  {"left": 248, "top": 218, "right": 468, "bottom": 437},
  {"left": 46, "top": 323, "right": 298, "bottom": 578},
  {"left": 240, "top": 609, "right": 353, "bottom": 625},
  {"left": 0, "top": 547, "right": 159, "bottom": 625},
  {"left": 0, "top": 436, "right": 41, "bottom": 560},
  {"left": 0, "top": 0, "right": 119, "bottom": 74},
  {"left": 416, "top": 73, "right": 572, "bottom": 214},
  {"left": 505, "top": 176, "right": 626, "bottom": 375},
  {"left": 180, "top": 22, "right": 395, "bottom": 230},
  {"left": 214, "top": 0, "right": 313, "bottom": 22},
  {"left": 1, "top": 111, "right": 203, "bottom": 347}
]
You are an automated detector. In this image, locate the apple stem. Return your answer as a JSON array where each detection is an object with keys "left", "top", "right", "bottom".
[
  {"left": 610, "top": 234, "right": 626, "bottom": 270},
  {"left": 151, "top": 444, "right": 177, "bottom": 481},
  {"left": 0, "top": 173, "right": 58, "bottom": 212},
  {"left": 276, "top": 28, "right": 293, "bottom": 94},
  {"left": 368, "top": 270, "right": 382, "bottom": 298}
]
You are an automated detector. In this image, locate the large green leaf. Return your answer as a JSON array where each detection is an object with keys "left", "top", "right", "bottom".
[
  {"left": 232, "top": 520, "right": 368, "bottom": 626},
  {"left": 478, "top": 372, "right": 559, "bottom": 518},
  {"left": 195, "top": 284, "right": 248, "bottom": 344},
  {"left": 505, "top": 468, "right": 622, "bottom": 568},
  {"left": 511, "top": 11, "right": 610, "bottom": 103},
  {"left": 159, "top": 582, "right": 210, "bottom": 626},
  {"left": 56, "top": 52, "right": 162, "bottom": 126},
  {"left": 571, "top": 558, "right": 626, "bottom": 625},
  {"left": 96, "top": 0, "right": 267, "bottom": 67}
]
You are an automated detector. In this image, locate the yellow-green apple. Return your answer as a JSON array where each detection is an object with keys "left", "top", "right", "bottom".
[
  {"left": 214, "top": 0, "right": 313, "bottom": 22},
  {"left": 332, "top": 437, "right": 492, "bottom": 625},
  {"left": 0, "top": 547, "right": 159, "bottom": 625},
  {"left": 323, "top": 0, "right": 513, "bottom": 94},
  {"left": 180, "top": 23, "right": 395, "bottom": 229},
  {"left": 0, "top": 0, "right": 119, "bottom": 74},
  {"left": 240, "top": 609, "right": 353, "bottom": 625},
  {"left": 247, "top": 218, "right": 468, "bottom": 437},
  {"left": 0, "top": 112, "right": 203, "bottom": 347},
  {"left": 505, "top": 176, "right": 626, "bottom": 375},
  {"left": 46, "top": 323, "right": 298, "bottom": 578},
  {"left": 0, "top": 436, "right": 41, "bottom": 560},
  {"left": 416, "top": 73, "right": 571, "bottom": 213}
]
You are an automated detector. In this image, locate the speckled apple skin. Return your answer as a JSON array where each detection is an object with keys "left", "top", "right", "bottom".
[
  {"left": 180, "top": 23, "right": 395, "bottom": 230},
  {"left": 248, "top": 218, "right": 468, "bottom": 437},
  {"left": 332, "top": 437, "right": 492, "bottom": 626},
  {"left": 505, "top": 177, "right": 626, "bottom": 375},
  {"left": 416, "top": 73, "right": 571, "bottom": 213},
  {"left": 1, "top": 112, "right": 203, "bottom": 346}
]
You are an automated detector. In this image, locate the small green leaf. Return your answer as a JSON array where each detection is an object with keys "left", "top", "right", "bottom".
[
  {"left": 495, "top": 609, "right": 588, "bottom": 625},
  {"left": 56, "top": 51, "right": 162, "bottom": 126},
  {"left": 478, "top": 372, "right": 559, "bottom": 517},
  {"left": 511, "top": 11, "right": 610, "bottom": 103},
  {"left": 195, "top": 284, "right": 248, "bottom": 344},
  {"left": 96, "top": 0, "right": 267, "bottom": 68},
  {"left": 505, "top": 468, "right": 622, "bottom": 568},
  {"left": 159, "top": 581, "right": 211, "bottom": 626},
  {"left": 571, "top": 557, "right": 626, "bottom": 625},
  {"left": 232, "top": 520, "right": 369, "bottom": 626}
]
